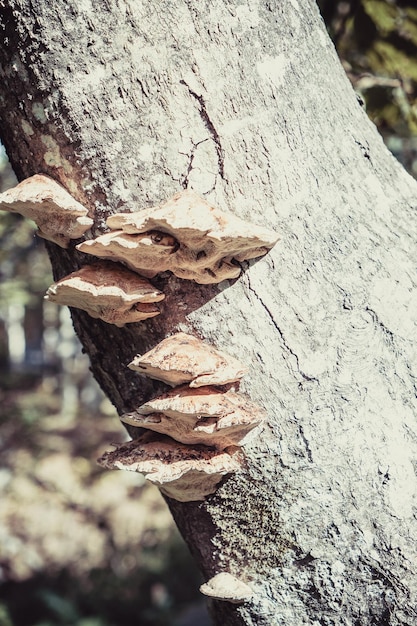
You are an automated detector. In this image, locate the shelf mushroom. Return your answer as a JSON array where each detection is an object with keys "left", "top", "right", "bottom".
[
  {"left": 0, "top": 174, "right": 93, "bottom": 247},
  {"left": 200, "top": 573, "right": 253, "bottom": 604},
  {"left": 128, "top": 332, "right": 248, "bottom": 387},
  {"left": 120, "top": 385, "right": 265, "bottom": 449},
  {"left": 77, "top": 189, "right": 279, "bottom": 283},
  {"left": 98, "top": 432, "right": 242, "bottom": 502},
  {"left": 103, "top": 332, "right": 267, "bottom": 501},
  {"left": 45, "top": 261, "right": 165, "bottom": 326}
]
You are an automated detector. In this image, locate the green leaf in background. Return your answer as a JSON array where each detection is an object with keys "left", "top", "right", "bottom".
[
  {"left": 362, "top": 0, "right": 398, "bottom": 36},
  {"left": 0, "top": 604, "right": 13, "bottom": 626}
]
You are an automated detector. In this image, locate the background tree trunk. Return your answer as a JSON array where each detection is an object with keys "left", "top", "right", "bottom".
[{"left": 1, "top": 0, "right": 417, "bottom": 623}]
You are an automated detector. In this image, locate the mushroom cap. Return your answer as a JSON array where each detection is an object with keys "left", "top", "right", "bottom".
[
  {"left": 121, "top": 385, "right": 265, "bottom": 449},
  {"left": 200, "top": 573, "right": 253, "bottom": 604},
  {"left": 0, "top": 174, "right": 93, "bottom": 247},
  {"left": 77, "top": 190, "right": 278, "bottom": 283},
  {"left": 45, "top": 262, "right": 164, "bottom": 326},
  {"left": 78, "top": 229, "right": 178, "bottom": 278},
  {"left": 97, "top": 432, "right": 242, "bottom": 502},
  {"left": 128, "top": 332, "right": 248, "bottom": 387}
]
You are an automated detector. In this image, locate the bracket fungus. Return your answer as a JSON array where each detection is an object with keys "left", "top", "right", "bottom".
[
  {"left": 121, "top": 385, "right": 265, "bottom": 449},
  {"left": 98, "top": 433, "right": 242, "bottom": 502},
  {"left": 200, "top": 573, "right": 253, "bottom": 604},
  {"left": 77, "top": 190, "right": 278, "bottom": 283},
  {"left": 0, "top": 174, "right": 93, "bottom": 247},
  {"left": 45, "top": 262, "right": 165, "bottom": 326},
  {"left": 128, "top": 332, "right": 248, "bottom": 387},
  {"left": 101, "top": 333, "right": 264, "bottom": 501}
]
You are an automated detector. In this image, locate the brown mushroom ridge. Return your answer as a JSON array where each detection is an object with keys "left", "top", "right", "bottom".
[
  {"left": 0, "top": 174, "right": 93, "bottom": 247},
  {"left": 45, "top": 262, "right": 165, "bottom": 326},
  {"left": 128, "top": 332, "right": 248, "bottom": 387},
  {"left": 77, "top": 190, "right": 278, "bottom": 283},
  {"left": 97, "top": 432, "right": 242, "bottom": 502},
  {"left": 121, "top": 385, "right": 265, "bottom": 449}
]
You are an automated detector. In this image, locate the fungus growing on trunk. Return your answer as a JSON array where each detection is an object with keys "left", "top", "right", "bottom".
[
  {"left": 45, "top": 262, "right": 165, "bottom": 326},
  {"left": 77, "top": 189, "right": 278, "bottom": 283},
  {"left": 98, "top": 432, "right": 242, "bottom": 502},
  {"left": 100, "top": 333, "right": 265, "bottom": 500},
  {"left": 200, "top": 573, "right": 253, "bottom": 604},
  {"left": 120, "top": 385, "right": 265, "bottom": 449},
  {"left": 0, "top": 174, "right": 93, "bottom": 247},
  {"left": 128, "top": 332, "right": 248, "bottom": 387}
]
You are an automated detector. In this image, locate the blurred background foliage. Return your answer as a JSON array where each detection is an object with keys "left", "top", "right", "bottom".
[
  {"left": 318, "top": 0, "right": 417, "bottom": 173},
  {"left": 1, "top": 2, "right": 417, "bottom": 625}
]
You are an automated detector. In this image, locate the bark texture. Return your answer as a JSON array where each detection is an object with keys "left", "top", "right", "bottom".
[{"left": 1, "top": 1, "right": 417, "bottom": 624}]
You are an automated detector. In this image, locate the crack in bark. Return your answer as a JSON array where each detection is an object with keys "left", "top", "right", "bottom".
[
  {"left": 246, "top": 276, "right": 318, "bottom": 383},
  {"left": 354, "top": 138, "right": 371, "bottom": 162},
  {"left": 180, "top": 138, "right": 209, "bottom": 189},
  {"left": 365, "top": 306, "right": 395, "bottom": 346},
  {"left": 362, "top": 555, "right": 417, "bottom": 618},
  {"left": 298, "top": 424, "right": 314, "bottom": 462},
  {"left": 180, "top": 79, "right": 226, "bottom": 180}
]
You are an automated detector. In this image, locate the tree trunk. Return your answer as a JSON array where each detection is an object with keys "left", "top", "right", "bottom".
[{"left": 1, "top": 1, "right": 417, "bottom": 623}]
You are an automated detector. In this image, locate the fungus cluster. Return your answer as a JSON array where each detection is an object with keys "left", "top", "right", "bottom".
[
  {"left": 77, "top": 190, "right": 279, "bottom": 284},
  {"left": 98, "top": 333, "right": 265, "bottom": 501},
  {"left": 1, "top": 175, "right": 274, "bottom": 506},
  {"left": 0, "top": 177, "right": 278, "bottom": 325}
]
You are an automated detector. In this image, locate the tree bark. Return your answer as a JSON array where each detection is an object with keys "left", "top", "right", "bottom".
[{"left": 1, "top": 1, "right": 417, "bottom": 624}]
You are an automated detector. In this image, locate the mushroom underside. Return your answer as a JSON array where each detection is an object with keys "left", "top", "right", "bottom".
[
  {"left": 120, "top": 384, "right": 265, "bottom": 448},
  {"left": 98, "top": 433, "right": 242, "bottom": 502},
  {"left": 77, "top": 189, "right": 278, "bottom": 283},
  {"left": 45, "top": 262, "right": 165, "bottom": 326}
]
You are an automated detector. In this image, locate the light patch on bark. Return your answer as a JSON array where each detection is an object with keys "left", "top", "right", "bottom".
[
  {"left": 21, "top": 120, "right": 34, "bottom": 136},
  {"left": 137, "top": 142, "right": 156, "bottom": 163},
  {"left": 40, "top": 134, "right": 74, "bottom": 175},
  {"left": 232, "top": 3, "right": 260, "bottom": 33},
  {"left": 219, "top": 114, "right": 265, "bottom": 137},
  {"left": 76, "top": 64, "right": 108, "bottom": 90},
  {"left": 9, "top": 55, "right": 29, "bottom": 82},
  {"left": 32, "top": 102, "right": 47, "bottom": 123}
]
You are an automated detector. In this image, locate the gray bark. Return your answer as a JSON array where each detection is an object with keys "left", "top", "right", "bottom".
[{"left": 1, "top": 0, "right": 417, "bottom": 624}]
